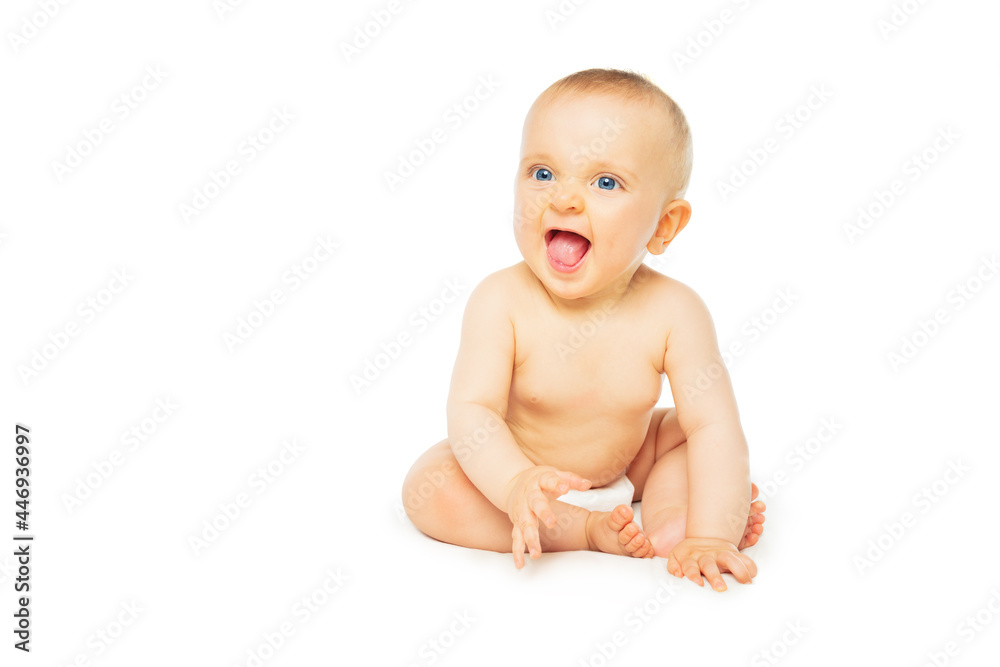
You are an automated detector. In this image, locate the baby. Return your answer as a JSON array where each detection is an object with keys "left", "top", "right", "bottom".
[{"left": 402, "top": 68, "right": 765, "bottom": 591}]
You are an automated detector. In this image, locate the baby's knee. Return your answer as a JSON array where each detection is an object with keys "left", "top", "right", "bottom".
[
  {"left": 648, "top": 514, "right": 687, "bottom": 559},
  {"left": 402, "top": 446, "right": 464, "bottom": 523},
  {"left": 654, "top": 409, "right": 687, "bottom": 455}
]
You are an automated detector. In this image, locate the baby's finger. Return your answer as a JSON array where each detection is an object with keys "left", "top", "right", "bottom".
[
  {"left": 527, "top": 491, "right": 557, "bottom": 529},
  {"left": 666, "top": 554, "right": 681, "bottom": 577},
  {"left": 699, "top": 557, "right": 726, "bottom": 592},
  {"left": 555, "top": 470, "right": 593, "bottom": 492},
  {"left": 681, "top": 559, "right": 704, "bottom": 587},
  {"left": 539, "top": 471, "right": 572, "bottom": 496},
  {"left": 745, "top": 555, "right": 758, "bottom": 579},
  {"left": 520, "top": 516, "right": 543, "bottom": 560},
  {"left": 720, "top": 551, "right": 757, "bottom": 583},
  {"left": 511, "top": 525, "right": 526, "bottom": 569}
]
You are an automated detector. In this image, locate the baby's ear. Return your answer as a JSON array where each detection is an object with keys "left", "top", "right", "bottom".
[{"left": 647, "top": 199, "right": 691, "bottom": 254}]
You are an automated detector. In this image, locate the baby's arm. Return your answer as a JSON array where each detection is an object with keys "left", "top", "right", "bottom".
[
  {"left": 446, "top": 273, "right": 590, "bottom": 567},
  {"left": 662, "top": 283, "right": 756, "bottom": 586}
]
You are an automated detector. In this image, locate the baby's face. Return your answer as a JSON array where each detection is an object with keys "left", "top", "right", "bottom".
[{"left": 513, "top": 92, "right": 679, "bottom": 302}]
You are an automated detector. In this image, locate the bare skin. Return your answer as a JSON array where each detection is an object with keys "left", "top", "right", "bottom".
[
  {"left": 403, "top": 87, "right": 765, "bottom": 590},
  {"left": 404, "top": 398, "right": 765, "bottom": 586}
]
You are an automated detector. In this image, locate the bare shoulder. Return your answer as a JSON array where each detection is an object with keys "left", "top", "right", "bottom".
[
  {"left": 634, "top": 266, "right": 716, "bottom": 343},
  {"left": 463, "top": 262, "right": 535, "bottom": 318},
  {"left": 636, "top": 266, "right": 710, "bottom": 316}
]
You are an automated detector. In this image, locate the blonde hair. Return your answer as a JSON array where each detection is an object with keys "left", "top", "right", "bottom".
[{"left": 539, "top": 68, "right": 693, "bottom": 198}]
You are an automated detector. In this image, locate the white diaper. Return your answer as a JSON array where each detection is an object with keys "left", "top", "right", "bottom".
[{"left": 557, "top": 474, "right": 635, "bottom": 513}]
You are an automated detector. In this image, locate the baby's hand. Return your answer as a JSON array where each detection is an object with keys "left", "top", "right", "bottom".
[
  {"left": 503, "top": 466, "right": 591, "bottom": 569},
  {"left": 667, "top": 537, "right": 757, "bottom": 591}
]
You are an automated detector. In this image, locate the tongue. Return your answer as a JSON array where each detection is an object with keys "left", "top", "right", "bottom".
[{"left": 548, "top": 231, "right": 590, "bottom": 266}]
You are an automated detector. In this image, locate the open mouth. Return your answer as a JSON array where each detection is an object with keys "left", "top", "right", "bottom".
[{"left": 544, "top": 228, "right": 591, "bottom": 272}]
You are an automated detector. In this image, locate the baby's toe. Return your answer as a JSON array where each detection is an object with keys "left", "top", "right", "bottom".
[
  {"left": 609, "top": 505, "right": 634, "bottom": 531},
  {"left": 625, "top": 531, "right": 648, "bottom": 553},
  {"left": 618, "top": 521, "right": 639, "bottom": 545},
  {"left": 634, "top": 537, "right": 655, "bottom": 558}
]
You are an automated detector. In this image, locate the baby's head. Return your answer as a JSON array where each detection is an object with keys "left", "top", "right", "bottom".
[{"left": 513, "top": 68, "right": 693, "bottom": 301}]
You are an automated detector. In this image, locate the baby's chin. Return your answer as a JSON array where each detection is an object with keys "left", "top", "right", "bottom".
[{"left": 522, "top": 258, "right": 610, "bottom": 302}]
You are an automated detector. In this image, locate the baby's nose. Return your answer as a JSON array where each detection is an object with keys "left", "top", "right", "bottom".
[{"left": 551, "top": 182, "right": 585, "bottom": 212}]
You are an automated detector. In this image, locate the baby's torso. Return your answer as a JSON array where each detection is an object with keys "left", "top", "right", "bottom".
[{"left": 505, "top": 263, "right": 672, "bottom": 485}]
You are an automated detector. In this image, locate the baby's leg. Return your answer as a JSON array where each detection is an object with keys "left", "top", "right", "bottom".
[
  {"left": 402, "top": 440, "right": 654, "bottom": 560},
  {"left": 639, "top": 442, "right": 692, "bottom": 557},
  {"left": 629, "top": 409, "right": 765, "bottom": 558}
]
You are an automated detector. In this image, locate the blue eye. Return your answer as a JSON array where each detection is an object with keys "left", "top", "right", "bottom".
[
  {"left": 532, "top": 168, "right": 553, "bottom": 181},
  {"left": 596, "top": 176, "right": 619, "bottom": 190}
]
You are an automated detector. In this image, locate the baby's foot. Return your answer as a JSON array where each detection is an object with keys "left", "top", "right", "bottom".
[
  {"left": 585, "top": 505, "right": 655, "bottom": 558},
  {"left": 738, "top": 482, "right": 766, "bottom": 550}
]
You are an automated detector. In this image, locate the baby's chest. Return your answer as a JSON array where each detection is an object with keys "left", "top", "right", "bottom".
[{"left": 510, "top": 325, "right": 664, "bottom": 414}]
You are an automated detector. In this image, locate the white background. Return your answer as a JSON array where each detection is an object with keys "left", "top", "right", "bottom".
[{"left": 2, "top": 0, "right": 999, "bottom": 665}]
